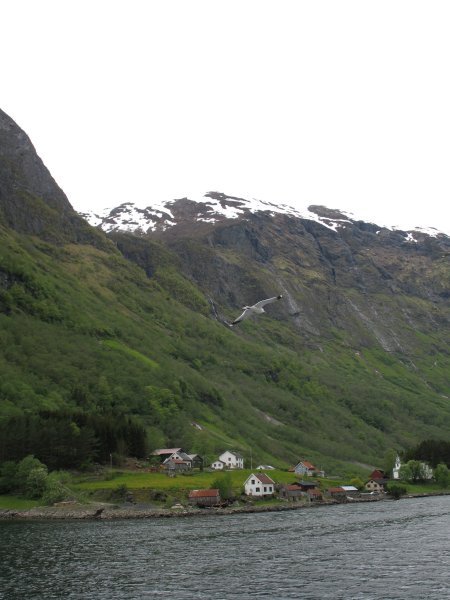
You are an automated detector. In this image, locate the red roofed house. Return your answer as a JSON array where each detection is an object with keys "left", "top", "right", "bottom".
[
  {"left": 188, "top": 489, "right": 221, "bottom": 507},
  {"left": 294, "top": 461, "right": 317, "bottom": 477},
  {"left": 369, "top": 469, "right": 386, "bottom": 480},
  {"left": 244, "top": 473, "right": 275, "bottom": 497},
  {"left": 328, "top": 487, "right": 347, "bottom": 499}
]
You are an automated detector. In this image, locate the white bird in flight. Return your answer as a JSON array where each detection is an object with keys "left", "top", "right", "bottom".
[{"left": 229, "top": 295, "right": 283, "bottom": 326}]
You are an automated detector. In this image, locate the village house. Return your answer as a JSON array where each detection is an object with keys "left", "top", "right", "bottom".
[
  {"left": 188, "top": 489, "right": 221, "bottom": 507},
  {"left": 279, "top": 483, "right": 306, "bottom": 501},
  {"left": 307, "top": 488, "right": 323, "bottom": 502},
  {"left": 244, "top": 473, "right": 275, "bottom": 497},
  {"left": 210, "top": 459, "right": 226, "bottom": 470},
  {"left": 328, "top": 486, "right": 359, "bottom": 500},
  {"left": 218, "top": 450, "right": 244, "bottom": 469},
  {"left": 187, "top": 454, "right": 203, "bottom": 470},
  {"left": 369, "top": 469, "right": 386, "bottom": 480},
  {"left": 293, "top": 460, "right": 323, "bottom": 477},
  {"left": 163, "top": 458, "right": 191, "bottom": 474},
  {"left": 152, "top": 448, "right": 185, "bottom": 463},
  {"left": 365, "top": 479, "right": 387, "bottom": 493}
]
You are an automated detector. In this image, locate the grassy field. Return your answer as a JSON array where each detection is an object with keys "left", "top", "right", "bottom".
[
  {"left": 0, "top": 496, "right": 40, "bottom": 510},
  {"left": 73, "top": 468, "right": 344, "bottom": 495}
]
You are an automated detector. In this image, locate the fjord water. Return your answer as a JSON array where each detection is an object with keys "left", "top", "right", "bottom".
[{"left": 1, "top": 496, "right": 449, "bottom": 599}]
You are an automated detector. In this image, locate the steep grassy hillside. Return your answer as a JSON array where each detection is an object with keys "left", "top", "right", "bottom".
[{"left": 1, "top": 219, "right": 449, "bottom": 474}]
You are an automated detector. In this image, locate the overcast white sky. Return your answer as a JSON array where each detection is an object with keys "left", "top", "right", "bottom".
[{"left": 2, "top": 1, "right": 450, "bottom": 233}]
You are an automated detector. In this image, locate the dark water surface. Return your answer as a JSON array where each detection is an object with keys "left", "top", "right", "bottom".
[{"left": 1, "top": 496, "right": 449, "bottom": 599}]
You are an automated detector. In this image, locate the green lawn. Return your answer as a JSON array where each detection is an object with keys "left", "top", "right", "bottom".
[
  {"left": 73, "top": 468, "right": 344, "bottom": 495},
  {"left": 0, "top": 495, "right": 41, "bottom": 510}
]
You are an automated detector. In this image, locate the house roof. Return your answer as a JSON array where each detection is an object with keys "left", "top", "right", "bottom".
[
  {"left": 328, "top": 487, "right": 345, "bottom": 493},
  {"left": 285, "top": 484, "right": 304, "bottom": 492},
  {"left": 300, "top": 460, "right": 316, "bottom": 469},
  {"left": 189, "top": 489, "right": 220, "bottom": 498},
  {"left": 221, "top": 450, "right": 244, "bottom": 459},
  {"left": 341, "top": 486, "right": 358, "bottom": 491},
  {"left": 257, "top": 473, "right": 275, "bottom": 484},
  {"left": 370, "top": 469, "right": 385, "bottom": 479},
  {"left": 246, "top": 473, "right": 275, "bottom": 485},
  {"left": 152, "top": 448, "right": 182, "bottom": 456}
]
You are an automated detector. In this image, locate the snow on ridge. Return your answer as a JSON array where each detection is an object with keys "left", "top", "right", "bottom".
[{"left": 79, "top": 192, "right": 448, "bottom": 238}]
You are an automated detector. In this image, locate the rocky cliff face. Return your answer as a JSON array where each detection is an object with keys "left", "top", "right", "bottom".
[
  {"left": 88, "top": 192, "right": 450, "bottom": 360},
  {"left": 0, "top": 109, "right": 105, "bottom": 246}
]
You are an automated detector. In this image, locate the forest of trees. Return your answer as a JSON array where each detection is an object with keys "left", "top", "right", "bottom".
[
  {"left": 0, "top": 411, "right": 148, "bottom": 469},
  {"left": 404, "top": 439, "right": 450, "bottom": 468}
]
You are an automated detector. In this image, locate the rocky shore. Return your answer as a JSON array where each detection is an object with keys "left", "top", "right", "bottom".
[{"left": 0, "top": 495, "right": 387, "bottom": 520}]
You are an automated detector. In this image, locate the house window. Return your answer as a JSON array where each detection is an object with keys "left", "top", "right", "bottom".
[
  {"left": 264, "top": 487, "right": 267, "bottom": 492},
  {"left": 269, "top": 487, "right": 272, "bottom": 492},
  {"left": 251, "top": 479, "right": 255, "bottom": 484},
  {"left": 255, "top": 487, "right": 260, "bottom": 492}
]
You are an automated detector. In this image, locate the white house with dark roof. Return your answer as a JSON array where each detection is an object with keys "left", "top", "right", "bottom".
[
  {"left": 218, "top": 450, "right": 244, "bottom": 469},
  {"left": 211, "top": 459, "right": 226, "bottom": 470},
  {"left": 244, "top": 473, "right": 275, "bottom": 497}
]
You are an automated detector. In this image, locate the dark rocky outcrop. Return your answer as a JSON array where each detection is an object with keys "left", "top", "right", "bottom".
[{"left": 0, "top": 109, "right": 108, "bottom": 247}]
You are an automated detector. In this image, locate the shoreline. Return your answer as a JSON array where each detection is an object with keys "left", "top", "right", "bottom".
[
  {"left": 0, "top": 494, "right": 414, "bottom": 521},
  {"left": 1, "top": 491, "right": 448, "bottom": 521}
]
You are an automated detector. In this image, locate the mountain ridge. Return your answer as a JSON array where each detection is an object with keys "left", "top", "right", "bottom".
[{"left": 80, "top": 190, "right": 447, "bottom": 239}]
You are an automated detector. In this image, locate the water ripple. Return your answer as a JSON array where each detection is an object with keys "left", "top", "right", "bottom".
[{"left": 0, "top": 496, "right": 449, "bottom": 599}]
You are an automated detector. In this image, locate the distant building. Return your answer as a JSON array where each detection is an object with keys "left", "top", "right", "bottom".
[
  {"left": 328, "top": 486, "right": 359, "bottom": 500},
  {"left": 218, "top": 451, "right": 244, "bottom": 469},
  {"left": 211, "top": 460, "right": 226, "bottom": 471},
  {"left": 244, "top": 473, "right": 275, "bottom": 497},
  {"left": 369, "top": 469, "right": 386, "bottom": 480},
  {"left": 152, "top": 448, "right": 184, "bottom": 463},
  {"left": 365, "top": 479, "right": 387, "bottom": 493},
  {"left": 294, "top": 461, "right": 318, "bottom": 477},
  {"left": 163, "top": 458, "right": 191, "bottom": 473},
  {"left": 187, "top": 454, "right": 204, "bottom": 470},
  {"left": 307, "top": 488, "right": 323, "bottom": 502},
  {"left": 279, "top": 483, "right": 306, "bottom": 501},
  {"left": 392, "top": 455, "right": 402, "bottom": 480},
  {"left": 188, "top": 489, "right": 221, "bottom": 507}
]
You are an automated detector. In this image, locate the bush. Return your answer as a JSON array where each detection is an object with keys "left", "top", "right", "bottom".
[
  {"left": 42, "top": 479, "right": 70, "bottom": 505},
  {"left": 15, "top": 455, "right": 48, "bottom": 497},
  {"left": 386, "top": 483, "right": 407, "bottom": 499},
  {"left": 26, "top": 466, "right": 48, "bottom": 499},
  {"left": 434, "top": 463, "right": 449, "bottom": 488}
]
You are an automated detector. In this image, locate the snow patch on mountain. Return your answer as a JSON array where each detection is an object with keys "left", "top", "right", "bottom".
[{"left": 80, "top": 191, "right": 446, "bottom": 238}]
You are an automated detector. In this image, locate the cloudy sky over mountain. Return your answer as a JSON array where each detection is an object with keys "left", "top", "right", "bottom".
[{"left": 2, "top": 1, "right": 450, "bottom": 233}]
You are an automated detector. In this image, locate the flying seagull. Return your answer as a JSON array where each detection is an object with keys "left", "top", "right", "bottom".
[{"left": 229, "top": 295, "right": 283, "bottom": 326}]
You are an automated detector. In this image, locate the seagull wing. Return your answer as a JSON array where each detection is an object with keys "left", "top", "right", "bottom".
[
  {"left": 252, "top": 294, "right": 283, "bottom": 309},
  {"left": 231, "top": 308, "right": 253, "bottom": 325}
]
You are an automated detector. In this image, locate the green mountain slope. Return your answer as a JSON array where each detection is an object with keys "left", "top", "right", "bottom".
[{"left": 1, "top": 109, "right": 449, "bottom": 475}]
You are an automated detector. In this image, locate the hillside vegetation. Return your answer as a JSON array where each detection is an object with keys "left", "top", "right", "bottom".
[{"left": 1, "top": 107, "right": 449, "bottom": 475}]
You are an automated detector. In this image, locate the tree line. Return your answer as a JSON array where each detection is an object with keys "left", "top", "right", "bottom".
[{"left": 0, "top": 411, "right": 148, "bottom": 469}]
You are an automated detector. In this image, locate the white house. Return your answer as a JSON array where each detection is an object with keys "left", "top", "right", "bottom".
[
  {"left": 218, "top": 451, "right": 244, "bottom": 469},
  {"left": 211, "top": 460, "right": 226, "bottom": 470},
  {"left": 244, "top": 473, "right": 275, "bottom": 497}
]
